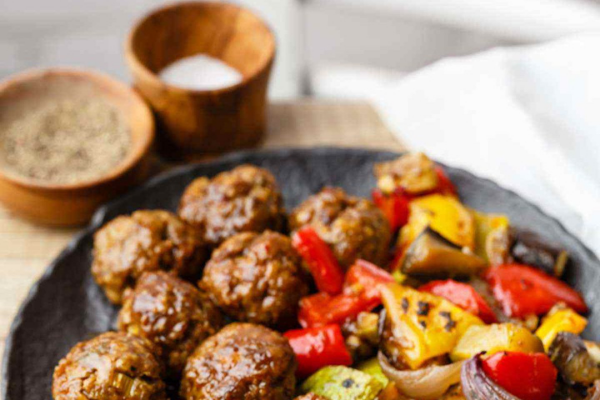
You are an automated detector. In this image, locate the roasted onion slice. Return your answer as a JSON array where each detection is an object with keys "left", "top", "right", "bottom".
[{"left": 378, "top": 351, "right": 463, "bottom": 400}]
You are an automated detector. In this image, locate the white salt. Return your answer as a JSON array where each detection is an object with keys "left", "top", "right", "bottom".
[{"left": 159, "top": 54, "right": 243, "bottom": 91}]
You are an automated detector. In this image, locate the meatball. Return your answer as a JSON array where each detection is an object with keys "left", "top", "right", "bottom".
[
  {"left": 201, "top": 231, "right": 309, "bottom": 329},
  {"left": 288, "top": 187, "right": 391, "bottom": 268},
  {"left": 178, "top": 165, "right": 285, "bottom": 247},
  {"left": 180, "top": 323, "right": 296, "bottom": 400},
  {"left": 53, "top": 332, "right": 166, "bottom": 400},
  {"left": 92, "top": 210, "right": 207, "bottom": 304},
  {"left": 118, "top": 271, "right": 224, "bottom": 376}
]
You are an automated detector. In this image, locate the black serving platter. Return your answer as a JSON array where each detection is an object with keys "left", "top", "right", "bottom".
[{"left": 3, "top": 147, "right": 600, "bottom": 400}]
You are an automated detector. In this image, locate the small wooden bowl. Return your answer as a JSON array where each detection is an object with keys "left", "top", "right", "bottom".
[
  {"left": 0, "top": 68, "right": 154, "bottom": 226},
  {"left": 126, "top": 1, "right": 276, "bottom": 157}
]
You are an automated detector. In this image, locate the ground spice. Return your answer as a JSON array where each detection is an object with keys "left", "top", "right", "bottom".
[{"left": 0, "top": 98, "right": 131, "bottom": 184}]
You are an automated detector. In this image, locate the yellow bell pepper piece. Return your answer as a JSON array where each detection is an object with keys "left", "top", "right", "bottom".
[
  {"left": 381, "top": 283, "right": 483, "bottom": 370},
  {"left": 398, "top": 194, "right": 475, "bottom": 251},
  {"left": 471, "top": 210, "right": 510, "bottom": 262},
  {"left": 536, "top": 307, "right": 587, "bottom": 351},
  {"left": 450, "top": 323, "right": 544, "bottom": 361}
]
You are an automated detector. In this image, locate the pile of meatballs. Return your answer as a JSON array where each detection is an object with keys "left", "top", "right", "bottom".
[{"left": 52, "top": 164, "right": 391, "bottom": 400}]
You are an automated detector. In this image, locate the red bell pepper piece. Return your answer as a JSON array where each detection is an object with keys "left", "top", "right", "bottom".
[
  {"left": 292, "top": 227, "right": 344, "bottom": 295},
  {"left": 298, "top": 292, "right": 379, "bottom": 328},
  {"left": 372, "top": 189, "right": 410, "bottom": 231},
  {"left": 481, "top": 351, "right": 557, "bottom": 400},
  {"left": 434, "top": 166, "right": 457, "bottom": 196},
  {"left": 344, "top": 259, "right": 395, "bottom": 302},
  {"left": 419, "top": 279, "right": 497, "bottom": 323},
  {"left": 484, "top": 264, "right": 588, "bottom": 318},
  {"left": 284, "top": 324, "right": 353, "bottom": 378}
]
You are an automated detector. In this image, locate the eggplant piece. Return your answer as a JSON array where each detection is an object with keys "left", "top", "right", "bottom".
[
  {"left": 511, "top": 230, "right": 569, "bottom": 277},
  {"left": 549, "top": 332, "right": 600, "bottom": 387},
  {"left": 402, "top": 228, "right": 487, "bottom": 277}
]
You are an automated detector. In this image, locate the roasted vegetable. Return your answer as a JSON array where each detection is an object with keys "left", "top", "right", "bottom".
[
  {"left": 586, "top": 342, "right": 600, "bottom": 364},
  {"left": 401, "top": 228, "right": 486, "bottom": 278},
  {"left": 471, "top": 210, "right": 511, "bottom": 265},
  {"left": 357, "top": 357, "right": 389, "bottom": 386},
  {"left": 379, "top": 351, "right": 464, "bottom": 400},
  {"left": 372, "top": 189, "right": 410, "bottom": 231},
  {"left": 511, "top": 230, "right": 569, "bottom": 277},
  {"left": 343, "top": 312, "right": 380, "bottom": 361},
  {"left": 380, "top": 283, "right": 483, "bottom": 370},
  {"left": 462, "top": 353, "right": 557, "bottom": 400},
  {"left": 300, "top": 366, "right": 384, "bottom": 400},
  {"left": 299, "top": 292, "right": 379, "bottom": 328},
  {"left": 420, "top": 280, "right": 497, "bottom": 324},
  {"left": 285, "top": 324, "right": 352, "bottom": 379},
  {"left": 450, "top": 323, "right": 544, "bottom": 362},
  {"left": 549, "top": 332, "right": 600, "bottom": 387},
  {"left": 484, "top": 264, "right": 588, "bottom": 318},
  {"left": 536, "top": 305, "right": 587, "bottom": 350},
  {"left": 293, "top": 226, "right": 345, "bottom": 295},
  {"left": 480, "top": 352, "right": 557, "bottom": 400},
  {"left": 344, "top": 260, "right": 395, "bottom": 303},
  {"left": 399, "top": 194, "right": 475, "bottom": 251},
  {"left": 461, "top": 354, "right": 521, "bottom": 400},
  {"left": 374, "top": 153, "right": 440, "bottom": 195}
]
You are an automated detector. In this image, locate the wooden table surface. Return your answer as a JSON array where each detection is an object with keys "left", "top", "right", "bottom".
[{"left": 0, "top": 100, "right": 405, "bottom": 363}]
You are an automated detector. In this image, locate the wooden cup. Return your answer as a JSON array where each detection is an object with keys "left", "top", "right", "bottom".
[
  {"left": 0, "top": 68, "right": 154, "bottom": 226},
  {"left": 126, "top": 1, "right": 276, "bottom": 157}
]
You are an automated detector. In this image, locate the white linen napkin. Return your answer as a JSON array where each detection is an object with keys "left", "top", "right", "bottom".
[{"left": 370, "top": 33, "right": 600, "bottom": 254}]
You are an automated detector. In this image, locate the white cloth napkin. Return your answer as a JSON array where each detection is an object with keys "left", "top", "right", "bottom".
[{"left": 370, "top": 33, "right": 600, "bottom": 254}]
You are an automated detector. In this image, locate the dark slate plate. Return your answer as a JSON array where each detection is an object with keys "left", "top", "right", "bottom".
[{"left": 3, "top": 147, "right": 600, "bottom": 399}]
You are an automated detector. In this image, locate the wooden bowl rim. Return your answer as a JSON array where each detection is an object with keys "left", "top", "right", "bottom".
[
  {"left": 125, "top": 0, "right": 277, "bottom": 96},
  {"left": 0, "top": 67, "right": 154, "bottom": 192}
]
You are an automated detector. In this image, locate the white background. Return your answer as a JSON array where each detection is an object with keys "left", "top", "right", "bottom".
[{"left": 3, "top": 0, "right": 600, "bottom": 99}]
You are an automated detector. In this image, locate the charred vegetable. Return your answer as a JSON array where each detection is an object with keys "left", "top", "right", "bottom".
[
  {"left": 343, "top": 312, "right": 380, "bottom": 361},
  {"left": 380, "top": 283, "right": 483, "bottom": 370},
  {"left": 511, "top": 230, "right": 569, "bottom": 277},
  {"left": 399, "top": 194, "right": 475, "bottom": 252},
  {"left": 451, "top": 323, "right": 544, "bottom": 362},
  {"left": 379, "top": 351, "right": 464, "bottom": 400},
  {"left": 374, "top": 152, "right": 440, "bottom": 195},
  {"left": 536, "top": 305, "right": 587, "bottom": 351},
  {"left": 300, "top": 366, "right": 384, "bottom": 400},
  {"left": 549, "top": 332, "right": 600, "bottom": 387},
  {"left": 401, "top": 228, "right": 486, "bottom": 278}
]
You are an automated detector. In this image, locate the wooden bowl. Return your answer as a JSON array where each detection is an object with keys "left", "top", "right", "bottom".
[
  {"left": 126, "top": 1, "right": 276, "bottom": 156},
  {"left": 0, "top": 68, "right": 154, "bottom": 226}
]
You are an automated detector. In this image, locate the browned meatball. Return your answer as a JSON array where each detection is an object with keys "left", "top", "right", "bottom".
[
  {"left": 201, "top": 231, "right": 309, "bottom": 329},
  {"left": 118, "top": 271, "right": 224, "bottom": 376},
  {"left": 92, "top": 210, "right": 207, "bottom": 304},
  {"left": 53, "top": 332, "right": 166, "bottom": 400},
  {"left": 288, "top": 187, "right": 391, "bottom": 269},
  {"left": 178, "top": 165, "right": 285, "bottom": 247},
  {"left": 180, "top": 323, "right": 296, "bottom": 400}
]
